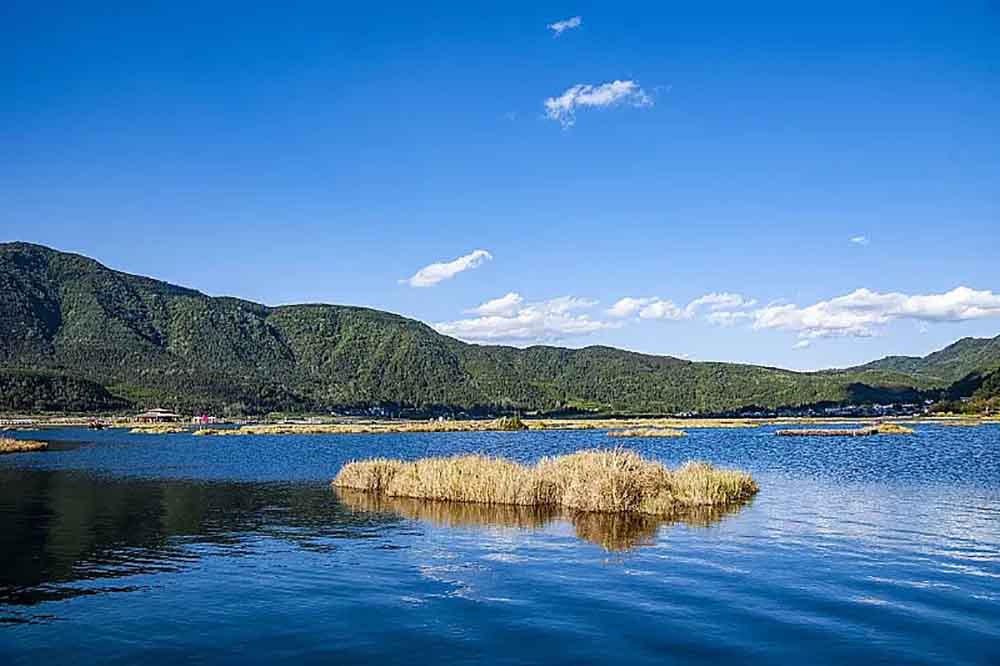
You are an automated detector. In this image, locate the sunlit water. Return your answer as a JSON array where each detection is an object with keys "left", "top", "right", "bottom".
[{"left": 1, "top": 425, "right": 998, "bottom": 664}]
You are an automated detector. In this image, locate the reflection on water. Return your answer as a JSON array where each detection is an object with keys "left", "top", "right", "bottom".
[
  {"left": 2, "top": 426, "right": 999, "bottom": 665},
  {"left": 335, "top": 488, "right": 751, "bottom": 552},
  {"left": 0, "top": 469, "right": 385, "bottom": 610}
]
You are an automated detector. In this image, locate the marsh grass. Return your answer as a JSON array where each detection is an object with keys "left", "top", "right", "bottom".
[
  {"left": 193, "top": 416, "right": 763, "bottom": 437},
  {"left": 335, "top": 486, "right": 750, "bottom": 551},
  {"left": 529, "top": 418, "right": 758, "bottom": 431},
  {"left": 777, "top": 423, "right": 914, "bottom": 437},
  {"left": 333, "top": 449, "right": 758, "bottom": 517},
  {"left": 197, "top": 417, "right": 532, "bottom": 437},
  {"left": 129, "top": 424, "right": 189, "bottom": 434},
  {"left": 873, "top": 423, "right": 915, "bottom": 434},
  {"left": 0, "top": 437, "right": 48, "bottom": 454}
]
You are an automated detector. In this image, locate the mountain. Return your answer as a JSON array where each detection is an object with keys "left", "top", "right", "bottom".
[
  {"left": 0, "top": 242, "right": 992, "bottom": 415},
  {"left": 850, "top": 336, "right": 1000, "bottom": 384}
]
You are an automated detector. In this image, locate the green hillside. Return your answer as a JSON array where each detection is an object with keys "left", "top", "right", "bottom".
[
  {"left": 850, "top": 336, "right": 1000, "bottom": 383},
  {"left": 0, "top": 242, "right": 992, "bottom": 415}
]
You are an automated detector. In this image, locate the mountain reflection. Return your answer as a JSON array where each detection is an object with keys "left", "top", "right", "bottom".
[
  {"left": 0, "top": 469, "right": 390, "bottom": 611},
  {"left": 334, "top": 488, "right": 750, "bottom": 552}
]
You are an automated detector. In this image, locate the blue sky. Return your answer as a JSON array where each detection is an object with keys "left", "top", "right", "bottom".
[{"left": 3, "top": 1, "right": 999, "bottom": 370}]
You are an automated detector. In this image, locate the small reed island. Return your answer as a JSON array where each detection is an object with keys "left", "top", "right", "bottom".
[
  {"left": 776, "top": 423, "right": 914, "bottom": 437},
  {"left": 0, "top": 437, "right": 48, "bottom": 454},
  {"left": 336, "top": 488, "right": 749, "bottom": 552},
  {"left": 333, "top": 449, "right": 758, "bottom": 516}
]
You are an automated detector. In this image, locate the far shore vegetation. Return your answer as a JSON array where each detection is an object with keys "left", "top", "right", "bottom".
[
  {"left": 4, "top": 413, "right": 996, "bottom": 436},
  {"left": 332, "top": 449, "right": 759, "bottom": 517}
]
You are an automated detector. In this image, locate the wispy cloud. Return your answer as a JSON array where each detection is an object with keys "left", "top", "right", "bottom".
[
  {"left": 608, "top": 292, "right": 756, "bottom": 321},
  {"left": 607, "top": 297, "right": 675, "bottom": 319},
  {"left": 467, "top": 292, "right": 523, "bottom": 316},
  {"left": 750, "top": 286, "right": 1000, "bottom": 339},
  {"left": 547, "top": 16, "right": 582, "bottom": 36},
  {"left": 544, "top": 80, "right": 652, "bottom": 128},
  {"left": 436, "top": 294, "right": 613, "bottom": 343},
  {"left": 850, "top": 235, "right": 871, "bottom": 246},
  {"left": 793, "top": 340, "right": 811, "bottom": 350},
  {"left": 687, "top": 292, "right": 757, "bottom": 314},
  {"left": 401, "top": 250, "right": 492, "bottom": 288}
]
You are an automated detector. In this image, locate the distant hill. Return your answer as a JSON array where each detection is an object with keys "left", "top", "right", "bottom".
[
  {"left": 0, "top": 242, "right": 994, "bottom": 415},
  {"left": 850, "top": 336, "right": 1000, "bottom": 383}
]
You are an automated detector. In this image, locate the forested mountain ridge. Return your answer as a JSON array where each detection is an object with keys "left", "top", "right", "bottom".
[
  {"left": 0, "top": 242, "right": 995, "bottom": 415},
  {"left": 849, "top": 335, "right": 1000, "bottom": 384}
]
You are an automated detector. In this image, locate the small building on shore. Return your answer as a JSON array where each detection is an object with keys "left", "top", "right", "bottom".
[{"left": 135, "top": 408, "right": 182, "bottom": 423}]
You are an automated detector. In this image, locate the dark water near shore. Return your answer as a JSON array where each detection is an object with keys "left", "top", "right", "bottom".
[{"left": 1, "top": 426, "right": 999, "bottom": 664}]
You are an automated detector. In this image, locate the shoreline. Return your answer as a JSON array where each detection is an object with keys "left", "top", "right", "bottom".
[{"left": 2, "top": 414, "right": 996, "bottom": 436}]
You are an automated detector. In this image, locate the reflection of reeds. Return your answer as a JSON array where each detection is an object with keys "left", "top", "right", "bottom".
[
  {"left": 333, "top": 449, "right": 758, "bottom": 514},
  {"left": 335, "top": 488, "right": 556, "bottom": 529},
  {"left": 334, "top": 487, "right": 751, "bottom": 552},
  {"left": 0, "top": 437, "right": 48, "bottom": 454},
  {"left": 570, "top": 510, "right": 661, "bottom": 551}
]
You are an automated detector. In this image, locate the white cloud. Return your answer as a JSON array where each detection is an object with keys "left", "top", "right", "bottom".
[
  {"left": 544, "top": 80, "right": 652, "bottom": 128},
  {"left": 607, "top": 297, "right": 655, "bottom": 318},
  {"left": 639, "top": 300, "right": 687, "bottom": 320},
  {"left": 468, "top": 292, "right": 524, "bottom": 317},
  {"left": 606, "top": 297, "right": 685, "bottom": 320},
  {"left": 706, "top": 311, "right": 752, "bottom": 327},
  {"left": 547, "top": 16, "right": 582, "bottom": 36},
  {"left": 685, "top": 292, "right": 757, "bottom": 316},
  {"left": 401, "top": 249, "right": 492, "bottom": 288},
  {"left": 793, "top": 340, "right": 811, "bottom": 350},
  {"left": 850, "top": 235, "right": 871, "bottom": 246},
  {"left": 608, "top": 292, "right": 756, "bottom": 322},
  {"left": 436, "top": 294, "right": 612, "bottom": 343},
  {"left": 751, "top": 286, "right": 1000, "bottom": 339}
]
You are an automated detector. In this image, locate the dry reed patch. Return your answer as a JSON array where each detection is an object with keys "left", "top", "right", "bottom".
[
  {"left": 0, "top": 437, "right": 48, "bottom": 454},
  {"left": 529, "top": 418, "right": 759, "bottom": 431},
  {"left": 129, "top": 424, "right": 188, "bottom": 434},
  {"left": 198, "top": 416, "right": 530, "bottom": 437},
  {"left": 333, "top": 449, "right": 757, "bottom": 516},
  {"left": 335, "top": 486, "right": 751, "bottom": 552},
  {"left": 873, "top": 423, "right": 915, "bottom": 434}
]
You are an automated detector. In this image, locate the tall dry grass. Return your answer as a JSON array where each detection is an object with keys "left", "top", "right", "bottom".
[
  {"left": 333, "top": 448, "right": 757, "bottom": 516},
  {"left": 334, "top": 485, "right": 749, "bottom": 551},
  {"left": 0, "top": 437, "right": 48, "bottom": 454}
]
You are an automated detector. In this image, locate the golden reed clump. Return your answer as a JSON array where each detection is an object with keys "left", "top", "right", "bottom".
[
  {"left": 335, "top": 487, "right": 750, "bottom": 552},
  {"left": 0, "top": 437, "right": 48, "bottom": 454},
  {"left": 332, "top": 449, "right": 757, "bottom": 516}
]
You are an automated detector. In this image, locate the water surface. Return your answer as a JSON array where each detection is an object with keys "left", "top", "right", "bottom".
[{"left": 1, "top": 425, "right": 998, "bottom": 664}]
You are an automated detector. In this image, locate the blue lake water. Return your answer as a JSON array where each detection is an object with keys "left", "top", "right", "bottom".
[{"left": 1, "top": 425, "right": 999, "bottom": 664}]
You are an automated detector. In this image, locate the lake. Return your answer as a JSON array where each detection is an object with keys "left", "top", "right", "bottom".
[{"left": 1, "top": 425, "right": 998, "bottom": 664}]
